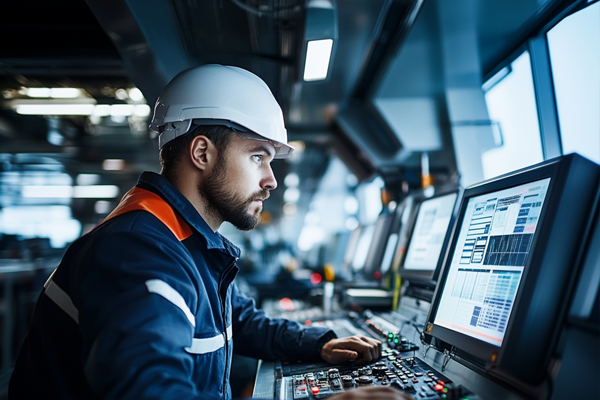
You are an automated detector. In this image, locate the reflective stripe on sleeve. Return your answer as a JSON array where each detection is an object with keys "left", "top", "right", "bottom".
[
  {"left": 145, "top": 279, "right": 196, "bottom": 327},
  {"left": 44, "top": 280, "right": 80, "bottom": 324},
  {"left": 43, "top": 278, "right": 196, "bottom": 328},
  {"left": 185, "top": 325, "right": 233, "bottom": 355}
]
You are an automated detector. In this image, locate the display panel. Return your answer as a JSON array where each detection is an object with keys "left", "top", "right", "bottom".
[
  {"left": 433, "top": 178, "right": 550, "bottom": 346},
  {"left": 362, "top": 213, "right": 394, "bottom": 280},
  {"left": 424, "top": 153, "right": 600, "bottom": 387},
  {"left": 351, "top": 224, "right": 376, "bottom": 271},
  {"left": 342, "top": 226, "right": 363, "bottom": 270},
  {"left": 403, "top": 192, "right": 458, "bottom": 271}
]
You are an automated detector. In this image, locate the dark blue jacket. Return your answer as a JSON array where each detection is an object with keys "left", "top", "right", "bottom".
[{"left": 9, "top": 171, "right": 334, "bottom": 400}]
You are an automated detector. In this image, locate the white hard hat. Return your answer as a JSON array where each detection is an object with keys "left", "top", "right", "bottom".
[{"left": 150, "top": 64, "right": 294, "bottom": 158}]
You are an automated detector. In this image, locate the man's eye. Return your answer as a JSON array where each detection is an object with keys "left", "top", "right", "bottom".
[{"left": 252, "top": 155, "right": 263, "bottom": 162}]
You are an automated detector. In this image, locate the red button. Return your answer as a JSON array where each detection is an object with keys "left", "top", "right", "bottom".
[
  {"left": 311, "top": 386, "right": 319, "bottom": 395},
  {"left": 434, "top": 384, "right": 444, "bottom": 391}
]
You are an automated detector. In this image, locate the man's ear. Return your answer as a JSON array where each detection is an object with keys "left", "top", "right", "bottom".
[{"left": 190, "top": 135, "right": 216, "bottom": 171}]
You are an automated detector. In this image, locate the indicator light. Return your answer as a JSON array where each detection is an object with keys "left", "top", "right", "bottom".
[{"left": 310, "top": 273, "right": 322, "bottom": 285}]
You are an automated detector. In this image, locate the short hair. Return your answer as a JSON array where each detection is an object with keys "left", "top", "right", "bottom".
[{"left": 159, "top": 124, "right": 236, "bottom": 182}]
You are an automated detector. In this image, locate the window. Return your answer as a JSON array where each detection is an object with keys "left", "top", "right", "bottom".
[
  {"left": 547, "top": 1, "right": 600, "bottom": 164},
  {"left": 0, "top": 162, "right": 82, "bottom": 249},
  {"left": 482, "top": 52, "right": 545, "bottom": 179}
]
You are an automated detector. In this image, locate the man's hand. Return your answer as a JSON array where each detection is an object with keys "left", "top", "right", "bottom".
[
  {"left": 320, "top": 335, "right": 382, "bottom": 365},
  {"left": 329, "top": 386, "right": 412, "bottom": 400}
]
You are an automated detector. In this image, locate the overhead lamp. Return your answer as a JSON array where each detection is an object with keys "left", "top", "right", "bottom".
[
  {"left": 128, "top": 87, "right": 145, "bottom": 102},
  {"left": 302, "top": 0, "right": 338, "bottom": 82},
  {"left": 20, "top": 87, "right": 82, "bottom": 99},
  {"left": 12, "top": 101, "right": 150, "bottom": 118},
  {"left": 16, "top": 103, "right": 96, "bottom": 116},
  {"left": 102, "top": 159, "right": 126, "bottom": 171},
  {"left": 21, "top": 185, "right": 120, "bottom": 198}
]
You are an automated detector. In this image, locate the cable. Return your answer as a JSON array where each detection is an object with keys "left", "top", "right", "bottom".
[
  {"left": 231, "top": 0, "right": 270, "bottom": 17},
  {"left": 230, "top": 0, "right": 300, "bottom": 18}
]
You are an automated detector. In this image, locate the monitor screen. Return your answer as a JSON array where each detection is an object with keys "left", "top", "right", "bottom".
[
  {"left": 425, "top": 153, "right": 600, "bottom": 386},
  {"left": 403, "top": 192, "right": 458, "bottom": 273},
  {"left": 362, "top": 212, "right": 395, "bottom": 280},
  {"left": 342, "top": 226, "right": 363, "bottom": 272},
  {"left": 385, "top": 196, "right": 417, "bottom": 276},
  {"left": 351, "top": 224, "right": 376, "bottom": 272},
  {"left": 433, "top": 178, "right": 550, "bottom": 347}
]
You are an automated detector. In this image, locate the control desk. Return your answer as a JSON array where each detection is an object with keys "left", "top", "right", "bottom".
[{"left": 253, "top": 297, "right": 523, "bottom": 400}]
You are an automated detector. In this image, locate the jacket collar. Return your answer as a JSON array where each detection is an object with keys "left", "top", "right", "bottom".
[{"left": 136, "top": 171, "right": 241, "bottom": 259}]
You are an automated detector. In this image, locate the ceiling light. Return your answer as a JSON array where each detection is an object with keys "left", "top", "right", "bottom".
[
  {"left": 345, "top": 217, "right": 359, "bottom": 231},
  {"left": 284, "top": 173, "right": 300, "bottom": 187},
  {"left": 21, "top": 185, "right": 119, "bottom": 198},
  {"left": 344, "top": 196, "right": 359, "bottom": 214},
  {"left": 49, "top": 88, "right": 82, "bottom": 98},
  {"left": 283, "top": 203, "right": 298, "bottom": 216},
  {"left": 76, "top": 174, "right": 101, "bottom": 185},
  {"left": 115, "top": 88, "right": 129, "bottom": 100},
  {"left": 16, "top": 104, "right": 95, "bottom": 116},
  {"left": 284, "top": 187, "right": 300, "bottom": 203},
  {"left": 304, "top": 39, "right": 334, "bottom": 81},
  {"left": 21, "top": 185, "right": 73, "bottom": 198},
  {"left": 13, "top": 102, "right": 149, "bottom": 119},
  {"left": 95, "top": 201, "right": 112, "bottom": 214},
  {"left": 128, "top": 88, "right": 145, "bottom": 102},
  {"left": 92, "top": 105, "right": 111, "bottom": 117},
  {"left": 134, "top": 104, "right": 151, "bottom": 117},
  {"left": 73, "top": 185, "right": 119, "bottom": 198},
  {"left": 21, "top": 87, "right": 82, "bottom": 99},
  {"left": 102, "top": 159, "right": 125, "bottom": 171},
  {"left": 302, "top": 0, "right": 338, "bottom": 82},
  {"left": 110, "top": 104, "right": 135, "bottom": 116}
]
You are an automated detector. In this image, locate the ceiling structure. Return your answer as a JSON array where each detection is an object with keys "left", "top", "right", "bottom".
[
  {"left": 0, "top": 0, "right": 425, "bottom": 226},
  {"left": 0, "top": 0, "right": 577, "bottom": 227}
]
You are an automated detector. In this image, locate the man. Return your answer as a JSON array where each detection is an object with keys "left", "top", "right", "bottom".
[{"left": 9, "top": 65, "right": 409, "bottom": 400}]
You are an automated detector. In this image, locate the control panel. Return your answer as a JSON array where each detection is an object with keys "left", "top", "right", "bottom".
[
  {"left": 346, "top": 311, "right": 420, "bottom": 353},
  {"left": 271, "top": 310, "right": 483, "bottom": 400},
  {"left": 285, "top": 348, "right": 480, "bottom": 399}
]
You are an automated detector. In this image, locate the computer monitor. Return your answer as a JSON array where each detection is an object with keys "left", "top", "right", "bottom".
[
  {"left": 350, "top": 224, "right": 376, "bottom": 272},
  {"left": 424, "top": 153, "right": 600, "bottom": 386},
  {"left": 341, "top": 225, "right": 363, "bottom": 275},
  {"left": 383, "top": 196, "right": 417, "bottom": 278},
  {"left": 322, "top": 231, "right": 352, "bottom": 273},
  {"left": 362, "top": 212, "right": 395, "bottom": 281},
  {"left": 400, "top": 189, "right": 462, "bottom": 284}
]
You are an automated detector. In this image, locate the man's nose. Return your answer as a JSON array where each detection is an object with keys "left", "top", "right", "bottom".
[{"left": 262, "top": 166, "right": 277, "bottom": 190}]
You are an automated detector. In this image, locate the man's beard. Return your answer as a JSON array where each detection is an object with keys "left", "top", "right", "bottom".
[{"left": 199, "top": 155, "right": 269, "bottom": 231}]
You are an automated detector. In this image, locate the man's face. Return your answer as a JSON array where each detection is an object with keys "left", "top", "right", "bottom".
[{"left": 199, "top": 134, "right": 277, "bottom": 231}]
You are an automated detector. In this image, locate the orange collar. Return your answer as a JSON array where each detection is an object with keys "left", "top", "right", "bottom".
[{"left": 98, "top": 187, "right": 193, "bottom": 241}]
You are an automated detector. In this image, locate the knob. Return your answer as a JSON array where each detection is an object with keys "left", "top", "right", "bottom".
[{"left": 357, "top": 375, "right": 374, "bottom": 385}]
